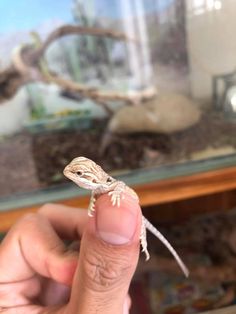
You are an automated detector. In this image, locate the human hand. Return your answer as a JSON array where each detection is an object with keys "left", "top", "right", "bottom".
[{"left": 0, "top": 193, "right": 142, "bottom": 313}]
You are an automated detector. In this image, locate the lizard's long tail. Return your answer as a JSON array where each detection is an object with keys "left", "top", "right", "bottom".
[{"left": 143, "top": 216, "right": 189, "bottom": 278}]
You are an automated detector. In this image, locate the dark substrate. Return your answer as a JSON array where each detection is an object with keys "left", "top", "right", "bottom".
[{"left": 0, "top": 113, "right": 236, "bottom": 198}]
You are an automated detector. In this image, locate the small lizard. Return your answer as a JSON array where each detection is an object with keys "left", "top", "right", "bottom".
[{"left": 63, "top": 156, "right": 189, "bottom": 277}]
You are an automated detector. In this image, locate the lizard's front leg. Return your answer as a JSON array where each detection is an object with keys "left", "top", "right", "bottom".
[
  {"left": 108, "top": 181, "right": 139, "bottom": 207},
  {"left": 88, "top": 191, "right": 96, "bottom": 217},
  {"left": 108, "top": 181, "right": 126, "bottom": 207}
]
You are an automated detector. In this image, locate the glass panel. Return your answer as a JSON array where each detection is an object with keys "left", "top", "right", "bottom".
[{"left": 0, "top": 0, "right": 236, "bottom": 208}]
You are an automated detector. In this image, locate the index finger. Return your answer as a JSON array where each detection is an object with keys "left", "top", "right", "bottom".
[
  {"left": 0, "top": 204, "right": 88, "bottom": 284},
  {"left": 38, "top": 204, "right": 88, "bottom": 239}
]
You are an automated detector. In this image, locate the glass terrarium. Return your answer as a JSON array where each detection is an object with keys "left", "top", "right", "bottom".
[{"left": 0, "top": 0, "right": 236, "bottom": 209}]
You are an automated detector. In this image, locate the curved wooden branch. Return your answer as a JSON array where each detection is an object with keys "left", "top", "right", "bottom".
[
  {"left": 0, "top": 24, "right": 156, "bottom": 106},
  {"left": 39, "top": 24, "right": 133, "bottom": 57},
  {"left": 21, "top": 25, "right": 135, "bottom": 67},
  {"left": 43, "top": 73, "right": 157, "bottom": 105},
  {"left": 11, "top": 45, "right": 35, "bottom": 77},
  {"left": 0, "top": 67, "right": 24, "bottom": 103}
]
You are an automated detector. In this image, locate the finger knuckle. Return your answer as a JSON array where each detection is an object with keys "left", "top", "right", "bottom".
[
  {"left": 37, "top": 203, "right": 56, "bottom": 214},
  {"left": 18, "top": 212, "right": 43, "bottom": 227}
]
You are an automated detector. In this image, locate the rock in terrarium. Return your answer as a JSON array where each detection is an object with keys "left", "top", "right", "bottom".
[{"left": 108, "top": 93, "right": 201, "bottom": 134}]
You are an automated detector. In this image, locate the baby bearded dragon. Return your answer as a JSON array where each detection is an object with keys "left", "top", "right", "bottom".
[{"left": 63, "top": 157, "right": 189, "bottom": 277}]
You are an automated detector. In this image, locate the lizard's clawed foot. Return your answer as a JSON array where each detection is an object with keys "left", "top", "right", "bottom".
[
  {"left": 88, "top": 211, "right": 94, "bottom": 217},
  {"left": 141, "top": 241, "right": 150, "bottom": 261},
  {"left": 88, "top": 199, "right": 96, "bottom": 217},
  {"left": 108, "top": 191, "right": 124, "bottom": 207},
  {"left": 141, "top": 247, "right": 150, "bottom": 261},
  {"left": 88, "top": 206, "right": 95, "bottom": 217},
  {"left": 88, "top": 204, "right": 95, "bottom": 217},
  {"left": 140, "top": 217, "right": 150, "bottom": 261}
]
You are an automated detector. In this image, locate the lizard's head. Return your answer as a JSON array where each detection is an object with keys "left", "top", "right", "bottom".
[{"left": 63, "top": 156, "right": 114, "bottom": 190}]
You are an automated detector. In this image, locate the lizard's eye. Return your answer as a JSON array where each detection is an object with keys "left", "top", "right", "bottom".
[
  {"left": 76, "top": 171, "right": 82, "bottom": 176},
  {"left": 106, "top": 177, "right": 112, "bottom": 183}
]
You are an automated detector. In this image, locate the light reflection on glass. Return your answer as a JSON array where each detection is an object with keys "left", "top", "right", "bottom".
[
  {"left": 120, "top": 0, "right": 153, "bottom": 88},
  {"left": 230, "top": 94, "right": 236, "bottom": 112},
  {"left": 188, "top": 0, "right": 222, "bottom": 16}
]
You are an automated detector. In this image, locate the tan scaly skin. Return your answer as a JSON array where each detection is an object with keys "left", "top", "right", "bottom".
[{"left": 63, "top": 156, "right": 189, "bottom": 278}]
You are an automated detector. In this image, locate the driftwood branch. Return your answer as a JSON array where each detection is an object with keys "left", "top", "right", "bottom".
[
  {"left": 38, "top": 25, "right": 133, "bottom": 58},
  {"left": 0, "top": 24, "right": 156, "bottom": 107},
  {"left": 0, "top": 67, "right": 27, "bottom": 103},
  {"left": 43, "top": 74, "right": 157, "bottom": 105},
  {"left": 13, "top": 25, "right": 134, "bottom": 72}
]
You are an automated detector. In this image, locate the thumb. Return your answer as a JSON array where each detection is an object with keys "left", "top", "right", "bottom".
[{"left": 68, "top": 192, "right": 142, "bottom": 314}]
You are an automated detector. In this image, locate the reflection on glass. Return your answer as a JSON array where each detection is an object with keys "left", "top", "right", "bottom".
[{"left": 189, "top": 0, "right": 222, "bottom": 15}]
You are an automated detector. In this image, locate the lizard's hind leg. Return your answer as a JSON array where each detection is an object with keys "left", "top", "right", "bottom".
[{"left": 140, "top": 216, "right": 150, "bottom": 261}]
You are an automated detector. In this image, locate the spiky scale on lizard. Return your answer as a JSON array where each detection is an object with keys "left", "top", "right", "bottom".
[{"left": 63, "top": 156, "right": 189, "bottom": 278}]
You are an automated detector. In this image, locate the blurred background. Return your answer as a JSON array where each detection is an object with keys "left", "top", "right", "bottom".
[{"left": 1, "top": 1, "right": 236, "bottom": 313}]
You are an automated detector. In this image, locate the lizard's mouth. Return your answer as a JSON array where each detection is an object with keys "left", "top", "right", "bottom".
[
  {"left": 73, "top": 176, "right": 101, "bottom": 190},
  {"left": 63, "top": 166, "right": 101, "bottom": 189}
]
